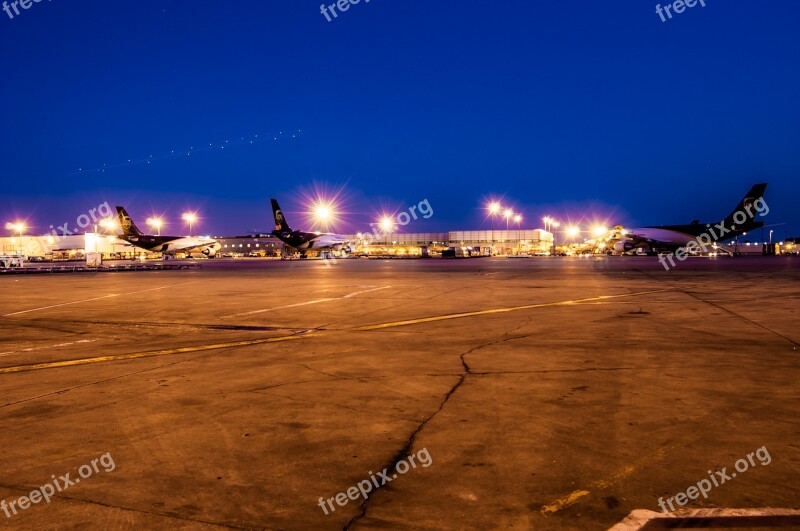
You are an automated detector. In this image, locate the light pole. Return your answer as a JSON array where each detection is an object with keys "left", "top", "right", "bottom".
[
  {"left": 182, "top": 212, "right": 198, "bottom": 236},
  {"left": 565, "top": 226, "right": 580, "bottom": 255},
  {"left": 591, "top": 226, "right": 609, "bottom": 254},
  {"left": 488, "top": 202, "right": 501, "bottom": 256},
  {"left": 503, "top": 209, "right": 513, "bottom": 255},
  {"left": 542, "top": 217, "right": 550, "bottom": 255},
  {"left": 551, "top": 220, "right": 560, "bottom": 255},
  {"left": 769, "top": 229, "right": 774, "bottom": 255},
  {"left": 514, "top": 214, "right": 522, "bottom": 254},
  {"left": 379, "top": 216, "right": 395, "bottom": 255},
  {"left": 100, "top": 218, "right": 118, "bottom": 257},
  {"left": 5, "top": 222, "right": 26, "bottom": 256},
  {"left": 542, "top": 217, "right": 559, "bottom": 255},
  {"left": 5, "top": 222, "right": 25, "bottom": 240},
  {"left": 146, "top": 217, "right": 162, "bottom": 236}
]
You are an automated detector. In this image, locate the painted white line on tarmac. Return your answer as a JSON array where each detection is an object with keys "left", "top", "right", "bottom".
[
  {"left": 225, "top": 285, "right": 392, "bottom": 318},
  {"left": 0, "top": 339, "right": 99, "bottom": 358},
  {"left": 2, "top": 281, "right": 201, "bottom": 317},
  {"left": 608, "top": 508, "right": 800, "bottom": 531}
]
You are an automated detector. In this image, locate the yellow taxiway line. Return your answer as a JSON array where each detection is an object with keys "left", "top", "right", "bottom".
[
  {"left": 540, "top": 442, "right": 680, "bottom": 516},
  {"left": 353, "top": 289, "right": 671, "bottom": 331},
  {"left": 0, "top": 333, "right": 311, "bottom": 375},
  {"left": 0, "top": 289, "right": 668, "bottom": 374}
]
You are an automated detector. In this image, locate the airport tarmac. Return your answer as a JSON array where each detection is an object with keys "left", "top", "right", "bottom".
[{"left": 0, "top": 256, "right": 798, "bottom": 530}]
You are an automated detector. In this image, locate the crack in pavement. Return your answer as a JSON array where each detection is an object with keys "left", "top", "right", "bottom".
[
  {"left": 343, "top": 331, "right": 530, "bottom": 530},
  {"left": 0, "top": 482, "right": 259, "bottom": 530},
  {"left": 342, "top": 373, "right": 465, "bottom": 530},
  {"left": 634, "top": 268, "right": 800, "bottom": 348}
]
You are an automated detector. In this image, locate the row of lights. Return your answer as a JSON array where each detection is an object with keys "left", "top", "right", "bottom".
[
  {"left": 542, "top": 215, "right": 608, "bottom": 239},
  {"left": 138, "top": 213, "right": 199, "bottom": 236},
  {"left": 486, "top": 202, "right": 608, "bottom": 238},
  {"left": 487, "top": 202, "right": 523, "bottom": 227},
  {"left": 5, "top": 222, "right": 25, "bottom": 238},
  {"left": 4, "top": 212, "right": 201, "bottom": 238},
  {"left": 314, "top": 199, "right": 607, "bottom": 238},
  {"left": 6, "top": 205, "right": 792, "bottom": 249},
  {"left": 311, "top": 200, "right": 399, "bottom": 234}
]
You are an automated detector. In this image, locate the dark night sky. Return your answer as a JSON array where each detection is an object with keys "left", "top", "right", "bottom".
[{"left": 1, "top": 0, "right": 798, "bottom": 239}]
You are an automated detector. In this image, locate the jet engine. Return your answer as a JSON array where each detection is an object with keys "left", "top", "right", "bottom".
[
  {"left": 614, "top": 240, "right": 635, "bottom": 253},
  {"left": 202, "top": 243, "right": 221, "bottom": 258}
]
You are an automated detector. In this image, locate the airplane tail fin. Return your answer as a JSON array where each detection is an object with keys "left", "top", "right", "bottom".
[
  {"left": 116, "top": 206, "right": 143, "bottom": 236},
  {"left": 270, "top": 199, "right": 291, "bottom": 232},
  {"left": 720, "top": 183, "right": 768, "bottom": 233}
]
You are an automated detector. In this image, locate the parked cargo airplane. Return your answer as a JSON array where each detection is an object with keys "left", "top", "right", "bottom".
[
  {"left": 115, "top": 206, "right": 221, "bottom": 258},
  {"left": 605, "top": 183, "right": 768, "bottom": 254},
  {"left": 270, "top": 199, "right": 350, "bottom": 256}
]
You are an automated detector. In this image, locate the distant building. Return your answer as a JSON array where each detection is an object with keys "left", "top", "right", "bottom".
[
  {"left": 214, "top": 236, "right": 283, "bottom": 256},
  {"left": 2, "top": 227, "right": 693, "bottom": 259},
  {"left": 346, "top": 230, "right": 552, "bottom": 256}
]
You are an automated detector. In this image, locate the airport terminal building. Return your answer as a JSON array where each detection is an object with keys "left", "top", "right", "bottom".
[
  {"left": 1, "top": 230, "right": 792, "bottom": 260},
  {"left": 351, "top": 230, "right": 553, "bottom": 256},
  {"left": 0, "top": 229, "right": 554, "bottom": 259}
]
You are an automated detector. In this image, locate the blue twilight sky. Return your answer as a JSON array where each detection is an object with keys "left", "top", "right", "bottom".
[{"left": 0, "top": 0, "right": 798, "bottom": 238}]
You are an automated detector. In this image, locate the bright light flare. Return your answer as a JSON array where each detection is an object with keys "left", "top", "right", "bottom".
[
  {"left": 299, "top": 182, "right": 349, "bottom": 231},
  {"left": 488, "top": 202, "right": 501, "bottom": 215},
  {"left": 182, "top": 212, "right": 197, "bottom": 223},
  {"left": 146, "top": 217, "right": 163, "bottom": 235},
  {"left": 593, "top": 226, "right": 608, "bottom": 238},
  {"left": 306, "top": 196, "right": 341, "bottom": 230},
  {"left": 566, "top": 226, "right": 580, "bottom": 238},
  {"left": 379, "top": 216, "right": 395, "bottom": 233},
  {"left": 504, "top": 208, "right": 513, "bottom": 219},
  {"left": 99, "top": 218, "right": 118, "bottom": 231},
  {"left": 5, "top": 221, "right": 25, "bottom": 234},
  {"left": 314, "top": 205, "right": 332, "bottom": 222},
  {"left": 514, "top": 214, "right": 522, "bottom": 223}
]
